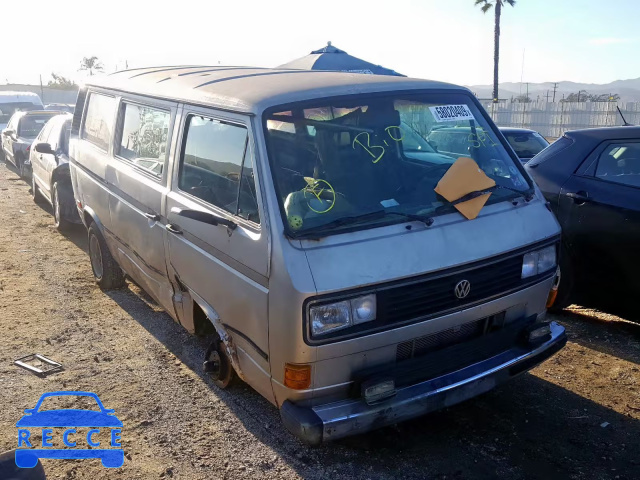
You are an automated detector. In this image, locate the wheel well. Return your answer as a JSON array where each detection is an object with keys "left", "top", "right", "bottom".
[
  {"left": 51, "top": 168, "right": 71, "bottom": 187},
  {"left": 83, "top": 211, "right": 94, "bottom": 228},
  {"left": 193, "top": 301, "right": 215, "bottom": 336}
]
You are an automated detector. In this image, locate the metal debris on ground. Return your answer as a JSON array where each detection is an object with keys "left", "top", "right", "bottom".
[{"left": 14, "top": 353, "right": 63, "bottom": 377}]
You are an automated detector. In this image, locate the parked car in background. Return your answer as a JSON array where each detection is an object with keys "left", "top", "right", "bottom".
[
  {"left": 0, "top": 91, "right": 43, "bottom": 130},
  {"left": 30, "top": 113, "right": 80, "bottom": 230},
  {"left": 500, "top": 127, "right": 550, "bottom": 163},
  {"left": 1, "top": 110, "right": 61, "bottom": 178},
  {"left": 45, "top": 103, "right": 75, "bottom": 114},
  {"left": 525, "top": 126, "right": 640, "bottom": 311}
]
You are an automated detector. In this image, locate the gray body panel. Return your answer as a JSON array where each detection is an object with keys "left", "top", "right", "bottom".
[{"left": 69, "top": 67, "right": 563, "bottom": 439}]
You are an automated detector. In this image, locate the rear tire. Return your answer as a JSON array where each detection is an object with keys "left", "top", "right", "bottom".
[
  {"left": 17, "top": 157, "right": 28, "bottom": 179},
  {"left": 52, "top": 182, "right": 72, "bottom": 231},
  {"left": 87, "top": 223, "right": 126, "bottom": 290}
]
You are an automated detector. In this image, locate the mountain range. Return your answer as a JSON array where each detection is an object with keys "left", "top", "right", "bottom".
[{"left": 466, "top": 77, "right": 640, "bottom": 103}]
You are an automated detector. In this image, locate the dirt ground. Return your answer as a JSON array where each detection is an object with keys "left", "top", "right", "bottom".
[{"left": 0, "top": 161, "right": 639, "bottom": 480}]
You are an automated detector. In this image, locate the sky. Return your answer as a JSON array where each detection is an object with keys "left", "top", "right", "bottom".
[{"left": 2, "top": 0, "right": 639, "bottom": 87}]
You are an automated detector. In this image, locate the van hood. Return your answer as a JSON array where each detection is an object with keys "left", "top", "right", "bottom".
[{"left": 300, "top": 199, "right": 560, "bottom": 293}]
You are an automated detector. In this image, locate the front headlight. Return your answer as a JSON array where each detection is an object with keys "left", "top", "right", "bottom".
[
  {"left": 310, "top": 294, "right": 377, "bottom": 337},
  {"left": 522, "top": 246, "right": 557, "bottom": 279}
]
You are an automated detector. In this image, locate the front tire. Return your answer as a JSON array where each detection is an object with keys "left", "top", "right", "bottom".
[
  {"left": 204, "top": 339, "right": 237, "bottom": 389},
  {"left": 549, "top": 245, "right": 574, "bottom": 312},
  {"left": 52, "top": 182, "right": 71, "bottom": 231},
  {"left": 88, "top": 223, "right": 126, "bottom": 290},
  {"left": 31, "top": 175, "right": 45, "bottom": 204}
]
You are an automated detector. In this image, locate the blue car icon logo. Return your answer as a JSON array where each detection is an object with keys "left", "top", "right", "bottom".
[{"left": 15, "top": 391, "right": 124, "bottom": 468}]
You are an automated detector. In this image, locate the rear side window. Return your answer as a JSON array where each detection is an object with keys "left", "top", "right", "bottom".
[
  {"left": 82, "top": 92, "right": 115, "bottom": 150},
  {"left": 526, "top": 135, "right": 574, "bottom": 167},
  {"left": 117, "top": 102, "right": 170, "bottom": 177},
  {"left": 178, "top": 115, "right": 260, "bottom": 224},
  {"left": 18, "top": 115, "right": 55, "bottom": 138},
  {"left": 595, "top": 142, "right": 640, "bottom": 188}
]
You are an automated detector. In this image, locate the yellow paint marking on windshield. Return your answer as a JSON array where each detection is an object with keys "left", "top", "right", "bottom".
[
  {"left": 385, "top": 126, "right": 404, "bottom": 142},
  {"left": 468, "top": 131, "right": 499, "bottom": 148},
  {"left": 352, "top": 126, "right": 404, "bottom": 164},
  {"left": 302, "top": 177, "right": 336, "bottom": 213},
  {"left": 353, "top": 132, "right": 385, "bottom": 163}
]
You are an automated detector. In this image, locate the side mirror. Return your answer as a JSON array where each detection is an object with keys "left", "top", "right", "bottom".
[
  {"left": 34, "top": 142, "right": 54, "bottom": 155},
  {"left": 2, "top": 129, "right": 15, "bottom": 137}
]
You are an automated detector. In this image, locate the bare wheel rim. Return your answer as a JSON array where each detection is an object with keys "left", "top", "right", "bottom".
[
  {"left": 89, "top": 234, "right": 103, "bottom": 279},
  {"left": 53, "top": 187, "right": 61, "bottom": 226}
]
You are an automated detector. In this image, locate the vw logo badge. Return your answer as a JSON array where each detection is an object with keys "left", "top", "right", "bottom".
[{"left": 454, "top": 280, "right": 471, "bottom": 299}]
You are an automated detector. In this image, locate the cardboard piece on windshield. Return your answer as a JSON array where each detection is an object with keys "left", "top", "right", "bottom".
[{"left": 434, "top": 156, "right": 496, "bottom": 220}]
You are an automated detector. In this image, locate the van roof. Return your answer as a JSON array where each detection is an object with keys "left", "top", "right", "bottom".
[
  {"left": 0, "top": 91, "right": 42, "bottom": 102},
  {"left": 86, "top": 66, "right": 468, "bottom": 115}
]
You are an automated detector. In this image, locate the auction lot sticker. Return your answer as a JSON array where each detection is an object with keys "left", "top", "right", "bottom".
[{"left": 429, "top": 104, "right": 475, "bottom": 122}]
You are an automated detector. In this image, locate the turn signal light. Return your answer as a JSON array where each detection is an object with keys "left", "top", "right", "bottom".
[
  {"left": 546, "top": 267, "right": 561, "bottom": 308},
  {"left": 284, "top": 363, "right": 311, "bottom": 390}
]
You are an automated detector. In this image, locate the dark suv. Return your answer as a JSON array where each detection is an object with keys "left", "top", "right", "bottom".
[{"left": 1, "top": 110, "right": 61, "bottom": 178}]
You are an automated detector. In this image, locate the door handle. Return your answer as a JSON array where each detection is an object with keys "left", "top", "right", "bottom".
[
  {"left": 566, "top": 191, "right": 590, "bottom": 204},
  {"left": 144, "top": 212, "right": 160, "bottom": 221},
  {"left": 166, "top": 223, "right": 183, "bottom": 235}
]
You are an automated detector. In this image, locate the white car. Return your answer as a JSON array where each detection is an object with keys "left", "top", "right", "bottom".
[{"left": 30, "top": 113, "right": 81, "bottom": 230}]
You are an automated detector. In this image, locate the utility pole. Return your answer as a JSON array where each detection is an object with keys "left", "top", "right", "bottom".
[
  {"left": 39, "top": 75, "right": 44, "bottom": 104},
  {"left": 545, "top": 90, "right": 550, "bottom": 102},
  {"left": 552, "top": 82, "right": 559, "bottom": 102}
]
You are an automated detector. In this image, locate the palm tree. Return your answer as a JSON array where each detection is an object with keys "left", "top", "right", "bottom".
[
  {"left": 475, "top": 0, "right": 516, "bottom": 103},
  {"left": 79, "top": 56, "right": 104, "bottom": 76}
]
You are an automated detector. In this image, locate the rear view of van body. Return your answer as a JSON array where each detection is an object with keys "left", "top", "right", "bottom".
[{"left": 69, "top": 67, "right": 566, "bottom": 444}]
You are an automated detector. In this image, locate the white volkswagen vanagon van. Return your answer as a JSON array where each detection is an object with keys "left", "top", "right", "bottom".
[{"left": 69, "top": 66, "right": 565, "bottom": 444}]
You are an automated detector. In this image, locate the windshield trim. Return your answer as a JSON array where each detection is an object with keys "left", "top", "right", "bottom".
[{"left": 263, "top": 89, "right": 534, "bottom": 238}]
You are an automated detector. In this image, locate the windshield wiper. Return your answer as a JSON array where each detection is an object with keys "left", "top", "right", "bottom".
[
  {"left": 448, "top": 185, "right": 535, "bottom": 206},
  {"left": 290, "top": 210, "right": 434, "bottom": 239}
]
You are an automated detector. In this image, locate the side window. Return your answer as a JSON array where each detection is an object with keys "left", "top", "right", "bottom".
[
  {"left": 7, "top": 115, "right": 18, "bottom": 131},
  {"left": 117, "top": 102, "right": 170, "bottom": 177},
  {"left": 59, "top": 121, "right": 71, "bottom": 155},
  {"left": 37, "top": 121, "right": 54, "bottom": 144},
  {"left": 46, "top": 120, "right": 60, "bottom": 151},
  {"left": 178, "top": 115, "right": 260, "bottom": 224},
  {"left": 82, "top": 93, "right": 115, "bottom": 151},
  {"left": 595, "top": 142, "right": 640, "bottom": 188}
]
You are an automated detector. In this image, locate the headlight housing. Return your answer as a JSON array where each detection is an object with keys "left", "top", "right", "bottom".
[
  {"left": 522, "top": 246, "right": 557, "bottom": 279},
  {"left": 310, "top": 294, "right": 377, "bottom": 337}
]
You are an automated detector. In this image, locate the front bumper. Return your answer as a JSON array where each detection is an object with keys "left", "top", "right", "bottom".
[{"left": 281, "top": 321, "right": 566, "bottom": 445}]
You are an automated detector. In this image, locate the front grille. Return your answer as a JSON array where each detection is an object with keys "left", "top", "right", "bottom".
[
  {"left": 377, "top": 254, "right": 524, "bottom": 326},
  {"left": 351, "top": 315, "right": 536, "bottom": 392},
  {"left": 396, "top": 312, "right": 505, "bottom": 362}
]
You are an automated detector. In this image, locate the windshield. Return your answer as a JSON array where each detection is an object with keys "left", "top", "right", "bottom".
[
  {"left": 264, "top": 93, "right": 531, "bottom": 237},
  {"left": 0, "top": 102, "right": 42, "bottom": 124},
  {"left": 503, "top": 131, "right": 549, "bottom": 159},
  {"left": 18, "top": 114, "right": 57, "bottom": 138}
]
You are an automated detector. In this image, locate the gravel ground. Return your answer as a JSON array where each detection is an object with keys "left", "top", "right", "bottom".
[{"left": 1, "top": 161, "right": 639, "bottom": 480}]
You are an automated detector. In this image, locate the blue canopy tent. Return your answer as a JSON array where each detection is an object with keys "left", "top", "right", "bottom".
[{"left": 278, "top": 42, "right": 404, "bottom": 77}]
